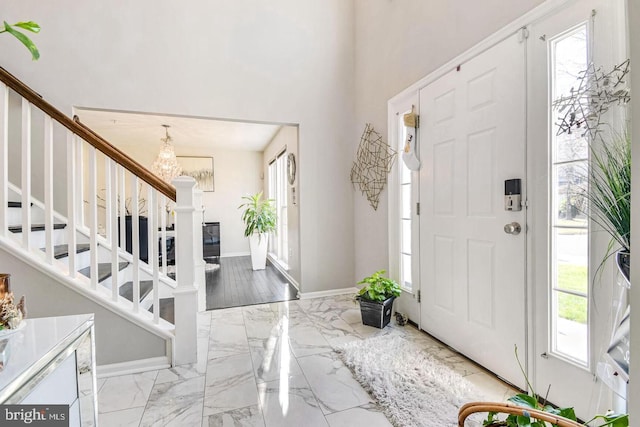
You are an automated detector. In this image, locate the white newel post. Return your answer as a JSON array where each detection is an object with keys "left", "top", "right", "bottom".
[
  {"left": 193, "top": 189, "right": 206, "bottom": 312},
  {"left": 172, "top": 177, "right": 198, "bottom": 365}
]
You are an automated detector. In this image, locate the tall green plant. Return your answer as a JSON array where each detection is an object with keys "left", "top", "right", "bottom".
[
  {"left": 583, "top": 135, "right": 631, "bottom": 255},
  {"left": 238, "top": 192, "right": 277, "bottom": 237},
  {"left": 1, "top": 21, "right": 40, "bottom": 60}
]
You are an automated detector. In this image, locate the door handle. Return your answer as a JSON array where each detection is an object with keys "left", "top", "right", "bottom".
[{"left": 504, "top": 222, "right": 521, "bottom": 235}]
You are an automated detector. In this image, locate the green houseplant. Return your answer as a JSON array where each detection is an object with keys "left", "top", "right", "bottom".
[
  {"left": 1, "top": 20, "right": 40, "bottom": 60},
  {"left": 238, "top": 192, "right": 277, "bottom": 270},
  {"left": 583, "top": 134, "right": 631, "bottom": 282},
  {"left": 356, "top": 270, "right": 401, "bottom": 329}
]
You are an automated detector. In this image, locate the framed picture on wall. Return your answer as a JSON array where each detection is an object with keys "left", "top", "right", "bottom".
[{"left": 177, "top": 156, "right": 215, "bottom": 192}]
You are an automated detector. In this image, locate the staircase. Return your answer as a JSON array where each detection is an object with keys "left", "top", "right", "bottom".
[{"left": 0, "top": 67, "right": 206, "bottom": 366}]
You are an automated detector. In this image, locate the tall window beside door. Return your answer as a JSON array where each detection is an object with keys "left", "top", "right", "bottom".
[
  {"left": 549, "top": 24, "right": 589, "bottom": 365},
  {"left": 398, "top": 114, "right": 412, "bottom": 291},
  {"left": 268, "top": 151, "right": 288, "bottom": 268}
]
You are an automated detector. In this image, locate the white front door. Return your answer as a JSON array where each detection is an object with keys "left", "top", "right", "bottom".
[
  {"left": 419, "top": 32, "right": 527, "bottom": 388},
  {"left": 528, "top": 0, "right": 627, "bottom": 417}
]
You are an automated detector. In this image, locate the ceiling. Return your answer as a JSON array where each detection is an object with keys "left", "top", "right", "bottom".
[{"left": 76, "top": 109, "right": 283, "bottom": 152}]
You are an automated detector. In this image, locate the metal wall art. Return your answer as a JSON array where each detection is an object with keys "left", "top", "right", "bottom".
[
  {"left": 552, "top": 59, "right": 630, "bottom": 140},
  {"left": 350, "top": 123, "right": 397, "bottom": 210}
]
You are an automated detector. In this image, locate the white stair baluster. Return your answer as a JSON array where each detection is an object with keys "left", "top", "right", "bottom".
[
  {"left": 66, "top": 133, "right": 77, "bottom": 278},
  {"left": 21, "top": 99, "right": 31, "bottom": 250},
  {"left": 131, "top": 175, "right": 140, "bottom": 312},
  {"left": 110, "top": 159, "right": 119, "bottom": 301},
  {"left": 150, "top": 191, "right": 160, "bottom": 323},
  {"left": 44, "top": 115, "right": 54, "bottom": 264},
  {"left": 104, "top": 156, "right": 111, "bottom": 242},
  {"left": 76, "top": 137, "right": 85, "bottom": 227},
  {"left": 160, "top": 194, "right": 167, "bottom": 275},
  {"left": 119, "top": 166, "right": 126, "bottom": 250},
  {"left": 88, "top": 145, "right": 98, "bottom": 290},
  {"left": 0, "top": 82, "right": 8, "bottom": 237}
]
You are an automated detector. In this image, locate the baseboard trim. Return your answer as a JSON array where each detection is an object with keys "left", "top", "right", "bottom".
[
  {"left": 97, "top": 356, "right": 171, "bottom": 378},
  {"left": 298, "top": 287, "right": 358, "bottom": 300},
  {"left": 266, "top": 256, "right": 300, "bottom": 291},
  {"left": 220, "top": 252, "right": 250, "bottom": 258}
]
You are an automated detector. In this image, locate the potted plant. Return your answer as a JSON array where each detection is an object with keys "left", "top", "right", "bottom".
[
  {"left": 356, "top": 270, "right": 401, "bottom": 329},
  {"left": 583, "top": 134, "right": 631, "bottom": 282},
  {"left": 238, "top": 192, "right": 276, "bottom": 270}
]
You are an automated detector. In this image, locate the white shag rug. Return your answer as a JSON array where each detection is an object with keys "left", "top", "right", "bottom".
[
  {"left": 336, "top": 335, "right": 476, "bottom": 427},
  {"left": 166, "top": 263, "right": 220, "bottom": 276}
]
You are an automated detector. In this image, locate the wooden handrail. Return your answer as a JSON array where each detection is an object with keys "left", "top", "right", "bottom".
[{"left": 0, "top": 66, "right": 176, "bottom": 201}]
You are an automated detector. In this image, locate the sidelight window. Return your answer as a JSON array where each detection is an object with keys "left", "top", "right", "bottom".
[{"left": 549, "top": 24, "right": 589, "bottom": 365}]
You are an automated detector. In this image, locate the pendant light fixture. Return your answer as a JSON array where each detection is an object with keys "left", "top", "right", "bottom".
[{"left": 152, "top": 124, "right": 182, "bottom": 183}]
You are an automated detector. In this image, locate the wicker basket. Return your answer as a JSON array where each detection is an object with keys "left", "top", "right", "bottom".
[{"left": 458, "top": 402, "right": 585, "bottom": 427}]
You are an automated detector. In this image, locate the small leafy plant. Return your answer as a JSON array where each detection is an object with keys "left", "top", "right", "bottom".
[
  {"left": 356, "top": 270, "right": 401, "bottom": 302},
  {"left": 484, "top": 347, "right": 628, "bottom": 427},
  {"left": 238, "top": 192, "right": 277, "bottom": 237},
  {"left": 1, "top": 20, "right": 40, "bottom": 60}
]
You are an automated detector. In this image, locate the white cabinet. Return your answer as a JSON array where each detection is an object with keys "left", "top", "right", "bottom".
[{"left": 0, "top": 314, "right": 97, "bottom": 426}]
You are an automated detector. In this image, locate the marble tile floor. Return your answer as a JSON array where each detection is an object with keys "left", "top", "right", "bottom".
[{"left": 97, "top": 294, "right": 518, "bottom": 427}]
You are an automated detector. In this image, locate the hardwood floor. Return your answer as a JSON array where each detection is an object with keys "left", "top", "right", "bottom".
[{"left": 205, "top": 256, "right": 298, "bottom": 310}]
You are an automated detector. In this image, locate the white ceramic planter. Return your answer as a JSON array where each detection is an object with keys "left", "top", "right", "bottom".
[{"left": 249, "top": 233, "right": 269, "bottom": 270}]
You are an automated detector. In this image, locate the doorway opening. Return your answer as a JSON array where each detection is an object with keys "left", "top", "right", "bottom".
[{"left": 75, "top": 107, "right": 301, "bottom": 310}]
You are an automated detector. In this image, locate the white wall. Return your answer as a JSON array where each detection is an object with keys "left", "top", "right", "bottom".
[
  {"left": 0, "top": 0, "right": 355, "bottom": 294},
  {"left": 263, "top": 126, "right": 301, "bottom": 284},
  {"left": 352, "top": 0, "right": 545, "bottom": 280},
  {"left": 628, "top": 0, "right": 639, "bottom": 423}
]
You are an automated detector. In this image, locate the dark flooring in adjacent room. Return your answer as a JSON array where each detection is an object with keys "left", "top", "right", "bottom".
[{"left": 205, "top": 256, "right": 299, "bottom": 310}]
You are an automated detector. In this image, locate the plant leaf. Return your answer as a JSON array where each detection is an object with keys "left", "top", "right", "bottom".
[
  {"left": 508, "top": 394, "right": 538, "bottom": 409},
  {"left": 3, "top": 21, "right": 40, "bottom": 60},
  {"left": 13, "top": 21, "right": 40, "bottom": 33}
]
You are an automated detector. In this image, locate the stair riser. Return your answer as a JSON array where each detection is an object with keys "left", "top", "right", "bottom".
[
  {"left": 7, "top": 207, "right": 45, "bottom": 227},
  {"left": 98, "top": 266, "right": 133, "bottom": 290},
  {"left": 55, "top": 250, "right": 91, "bottom": 271},
  {"left": 12, "top": 228, "right": 67, "bottom": 249}
]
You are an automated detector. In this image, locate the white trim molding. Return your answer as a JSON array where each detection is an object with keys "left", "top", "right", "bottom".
[
  {"left": 298, "top": 287, "right": 358, "bottom": 300},
  {"left": 97, "top": 356, "right": 171, "bottom": 378}
]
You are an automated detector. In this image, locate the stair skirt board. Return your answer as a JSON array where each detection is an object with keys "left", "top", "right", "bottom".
[{"left": 96, "top": 356, "right": 171, "bottom": 379}]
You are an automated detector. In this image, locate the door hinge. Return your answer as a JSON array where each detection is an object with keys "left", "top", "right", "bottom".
[
  {"left": 415, "top": 115, "right": 420, "bottom": 129},
  {"left": 416, "top": 202, "right": 420, "bottom": 215},
  {"left": 417, "top": 290, "right": 421, "bottom": 303}
]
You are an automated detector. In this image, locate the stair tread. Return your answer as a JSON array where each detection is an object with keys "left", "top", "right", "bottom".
[
  {"left": 119, "top": 280, "right": 154, "bottom": 303},
  {"left": 9, "top": 223, "right": 67, "bottom": 233},
  {"left": 149, "top": 298, "right": 174, "bottom": 324},
  {"left": 79, "top": 262, "right": 129, "bottom": 282},
  {"left": 41, "top": 243, "right": 91, "bottom": 259}
]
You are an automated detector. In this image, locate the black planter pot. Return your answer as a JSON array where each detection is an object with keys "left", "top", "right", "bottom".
[
  {"left": 616, "top": 250, "right": 630, "bottom": 285},
  {"left": 359, "top": 296, "right": 395, "bottom": 329},
  {"left": 118, "top": 216, "right": 149, "bottom": 262}
]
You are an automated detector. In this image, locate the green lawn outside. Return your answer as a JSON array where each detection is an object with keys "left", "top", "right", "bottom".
[{"left": 557, "top": 263, "right": 588, "bottom": 324}]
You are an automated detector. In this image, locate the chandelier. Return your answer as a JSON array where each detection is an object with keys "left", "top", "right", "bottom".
[{"left": 152, "top": 124, "right": 182, "bottom": 183}]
